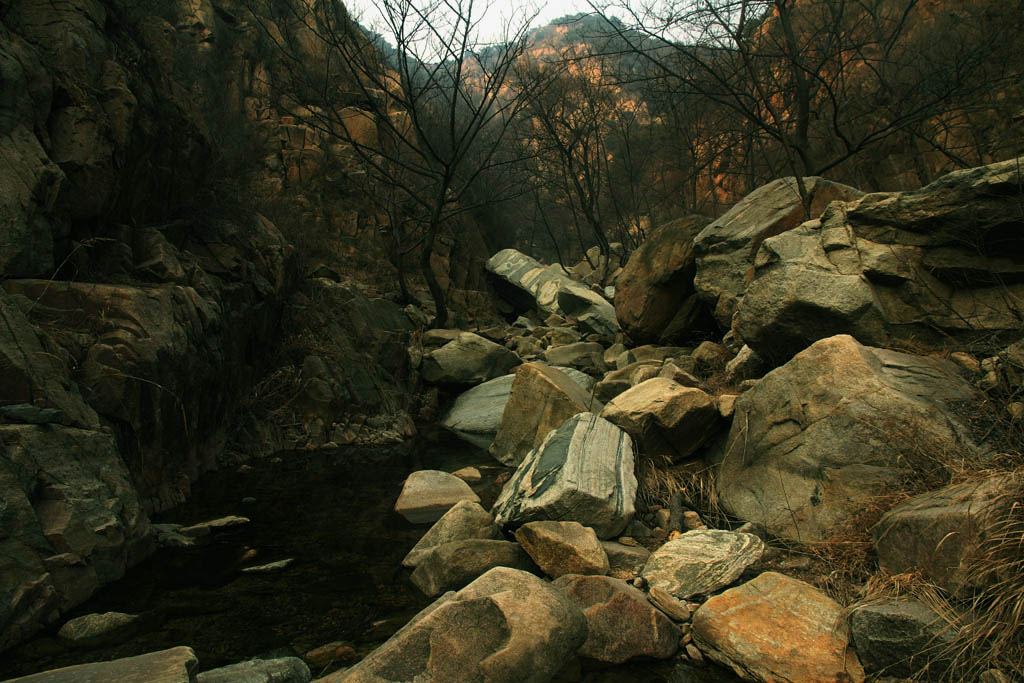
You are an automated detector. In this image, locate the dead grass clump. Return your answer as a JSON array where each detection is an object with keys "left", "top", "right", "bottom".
[
  {"left": 635, "top": 456, "right": 731, "bottom": 528},
  {"left": 933, "top": 468, "right": 1024, "bottom": 681}
]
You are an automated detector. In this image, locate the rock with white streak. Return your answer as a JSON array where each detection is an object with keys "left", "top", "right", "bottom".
[
  {"left": 492, "top": 413, "right": 636, "bottom": 539},
  {"left": 641, "top": 530, "right": 764, "bottom": 599}
]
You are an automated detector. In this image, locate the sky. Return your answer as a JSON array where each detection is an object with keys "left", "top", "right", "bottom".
[{"left": 345, "top": 0, "right": 617, "bottom": 49}]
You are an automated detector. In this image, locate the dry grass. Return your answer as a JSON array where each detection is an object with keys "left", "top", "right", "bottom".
[{"left": 635, "top": 456, "right": 732, "bottom": 528}]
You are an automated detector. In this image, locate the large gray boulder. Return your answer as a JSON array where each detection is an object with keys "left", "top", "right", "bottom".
[
  {"left": 736, "top": 158, "right": 1024, "bottom": 362},
  {"left": 714, "top": 334, "right": 979, "bottom": 542},
  {"left": 849, "top": 599, "right": 955, "bottom": 678},
  {"left": 325, "top": 567, "right": 587, "bottom": 683},
  {"left": 641, "top": 530, "right": 764, "bottom": 600},
  {"left": 492, "top": 413, "right": 637, "bottom": 539},
  {"left": 420, "top": 332, "right": 520, "bottom": 385},
  {"left": 486, "top": 249, "right": 618, "bottom": 336},
  {"left": 440, "top": 374, "right": 515, "bottom": 450},
  {"left": 614, "top": 215, "right": 712, "bottom": 344},
  {"left": 873, "top": 475, "right": 1014, "bottom": 594},
  {"left": 0, "top": 425, "right": 151, "bottom": 651},
  {"left": 693, "top": 176, "right": 864, "bottom": 328}
]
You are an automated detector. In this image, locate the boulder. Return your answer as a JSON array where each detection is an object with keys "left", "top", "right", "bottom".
[
  {"left": 849, "top": 599, "right": 955, "bottom": 678},
  {"left": 57, "top": 611, "right": 140, "bottom": 648},
  {"left": 601, "top": 541, "right": 650, "bottom": 578},
  {"left": 440, "top": 374, "right": 515, "bottom": 450},
  {"left": 873, "top": 475, "right": 1014, "bottom": 593},
  {"left": 614, "top": 215, "right": 712, "bottom": 344},
  {"left": 492, "top": 413, "right": 637, "bottom": 539},
  {"left": 402, "top": 500, "right": 500, "bottom": 568},
  {"left": 593, "top": 360, "right": 663, "bottom": 403},
  {"left": 489, "top": 363, "right": 600, "bottom": 467},
  {"left": 393, "top": 470, "right": 481, "bottom": 524},
  {"left": 195, "top": 657, "right": 311, "bottom": 683},
  {"left": 601, "top": 379, "right": 720, "bottom": 461},
  {"left": 0, "top": 425, "right": 151, "bottom": 651},
  {"left": 552, "top": 574, "right": 679, "bottom": 663},
  {"left": 736, "top": 159, "right": 1024, "bottom": 362},
  {"left": 7, "top": 646, "right": 198, "bottom": 683},
  {"left": 420, "top": 332, "right": 520, "bottom": 385},
  {"left": 693, "top": 176, "right": 864, "bottom": 327},
  {"left": 641, "top": 530, "right": 764, "bottom": 600},
  {"left": 542, "top": 341, "right": 606, "bottom": 373},
  {"left": 324, "top": 567, "right": 587, "bottom": 683},
  {"left": 693, "top": 572, "right": 865, "bottom": 682},
  {"left": 410, "top": 539, "right": 534, "bottom": 597},
  {"left": 486, "top": 249, "right": 618, "bottom": 335},
  {"left": 514, "top": 521, "right": 609, "bottom": 578},
  {"left": 714, "top": 335, "right": 980, "bottom": 541}
]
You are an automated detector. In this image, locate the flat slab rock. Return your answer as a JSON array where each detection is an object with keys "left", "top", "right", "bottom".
[
  {"left": 492, "top": 413, "right": 637, "bottom": 539},
  {"left": 553, "top": 574, "right": 679, "bottom": 664},
  {"left": 693, "top": 571, "right": 865, "bottom": 683},
  {"left": 641, "top": 530, "right": 764, "bottom": 599},
  {"left": 393, "top": 470, "right": 481, "bottom": 524},
  {"left": 195, "top": 657, "right": 311, "bottom": 683},
  {"left": 440, "top": 374, "right": 515, "bottom": 450},
  {"left": 7, "top": 646, "right": 198, "bottom": 682}
]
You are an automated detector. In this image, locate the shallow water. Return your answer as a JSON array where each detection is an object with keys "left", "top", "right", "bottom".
[{"left": 0, "top": 433, "right": 738, "bottom": 682}]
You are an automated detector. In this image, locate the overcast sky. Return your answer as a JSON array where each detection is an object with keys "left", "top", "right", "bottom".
[{"left": 345, "top": 0, "right": 612, "bottom": 48}]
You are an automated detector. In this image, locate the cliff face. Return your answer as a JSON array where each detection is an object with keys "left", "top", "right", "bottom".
[{"left": 0, "top": 0, "right": 380, "bottom": 651}]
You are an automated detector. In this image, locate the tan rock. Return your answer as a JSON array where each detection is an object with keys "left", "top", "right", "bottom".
[
  {"left": 393, "top": 470, "right": 480, "bottom": 524},
  {"left": 601, "top": 378, "right": 720, "bottom": 460},
  {"left": 515, "top": 521, "right": 609, "bottom": 578},
  {"left": 490, "top": 363, "right": 601, "bottom": 467},
  {"left": 693, "top": 572, "right": 865, "bottom": 682}
]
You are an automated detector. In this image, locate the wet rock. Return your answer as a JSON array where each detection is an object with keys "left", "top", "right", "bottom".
[
  {"left": 323, "top": 567, "right": 587, "bottom": 683},
  {"left": 419, "top": 332, "right": 520, "bottom": 385},
  {"left": 515, "top": 521, "right": 609, "bottom": 578},
  {"left": 693, "top": 572, "right": 865, "bottom": 682},
  {"left": 393, "top": 470, "right": 481, "bottom": 524},
  {"left": 553, "top": 574, "right": 679, "bottom": 664},
  {"left": 641, "top": 530, "right": 764, "bottom": 600},
  {"left": 490, "top": 363, "right": 601, "bottom": 467},
  {"left": 402, "top": 500, "right": 500, "bottom": 568},
  {"left": 195, "top": 657, "right": 311, "bottom": 683},
  {"left": 57, "top": 611, "right": 140, "bottom": 648},
  {"left": 601, "top": 378, "right": 720, "bottom": 461},
  {"left": 715, "top": 334, "right": 980, "bottom": 542},
  {"left": 7, "top": 646, "right": 198, "bottom": 682},
  {"left": 873, "top": 475, "right": 1014, "bottom": 593},
  {"left": 693, "top": 176, "right": 863, "bottom": 327},
  {"left": 0, "top": 425, "right": 151, "bottom": 651},
  {"left": 240, "top": 559, "right": 294, "bottom": 574},
  {"left": 492, "top": 413, "right": 637, "bottom": 539},
  {"left": 849, "top": 598, "right": 955, "bottom": 678},
  {"left": 410, "top": 539, "right": 534, "bottom": 597}
]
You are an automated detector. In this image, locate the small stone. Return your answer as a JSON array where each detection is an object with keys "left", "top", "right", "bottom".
[
  {"left": 633, "top": 576, "right": 647, "bottom": 589},
  {"left": 1008, "top": 403, "right": 1024, "bottom": 421},
  {"left": 57, "top": 612, "right": 140, "bottom": 647},
  {"left": 654, "top": 509, "right": 672, "bottom": 528},
  {"left": 242, "top": 497, "right": 257, "bottom": 505},
  {"left": 451, "top": 466, "right": 482, "bottom": 483},
  {"left": 950, "top": 351, "right": 981, "bottom": 374},
  {"left": 980, "top": 670, "right": 1013, "bottom": 683},
  {"left": 680, "top": 632, "right": 692, "bottom": 646},
  {"left": 617, "top": 536, "right": 638, "bottom": 547},
  {"left": 980, "top": 370, "right": 1001, "bottom": 390},
  {"left": 648, "top": 586, "right": 692, "bottom": 622},
  {"left": 179, "top": 515, "right": 250, "bottom": 537},
  {"left": 685, "top": 644, "right": 704, "bottom": 663},
  {"left": 682, "top": 511, "right": 707, "bottom": 531},
  {"left": 717, "top": 394, "right": 737, "bottom": 419},
  {"left": 241, "top": 558, "right": 293, "bottom": 573}
]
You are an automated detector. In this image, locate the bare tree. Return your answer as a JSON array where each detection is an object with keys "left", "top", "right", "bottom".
[{"left": 245, "top": 0, "right": 539, "bottom": 327}]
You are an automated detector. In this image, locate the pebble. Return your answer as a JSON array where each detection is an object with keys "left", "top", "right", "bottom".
[{"left": 685, "top": 644, "right": 704, "bottom": 663}]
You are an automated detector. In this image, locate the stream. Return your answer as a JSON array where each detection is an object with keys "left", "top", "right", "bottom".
[{"left": 0, "top": 431, "right": 736, "bottom": 682}]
